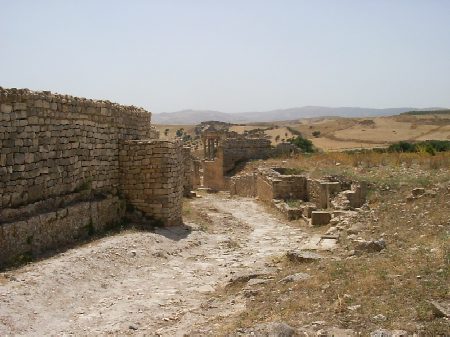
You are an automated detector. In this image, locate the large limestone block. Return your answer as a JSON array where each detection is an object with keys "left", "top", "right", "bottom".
[{"left": 311, "top": 211, "right": 331, "bottom": 226}]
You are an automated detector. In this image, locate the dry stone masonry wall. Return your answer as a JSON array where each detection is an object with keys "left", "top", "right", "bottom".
[
  {"left": 0, "top": 87, "right": 151, "bottom": 208},
  {"left": 119, "top": 140, "right": 184, "bottom": 226},
  {"left": 0, "top": 87, "right": 186, "bottom": 267},
  {"left": 203, "top": 137, "right": 272, "bottom": 190},
  {"left": 230, "top": 167, "right": 367, "bottom": 224},
  {"left": 221, "top": 138, "right": 272, "bottom": 174}
]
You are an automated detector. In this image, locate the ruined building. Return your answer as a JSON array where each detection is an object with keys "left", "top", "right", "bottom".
[
  {"left": 0, "top": 88, "right": 188, "bottom": 266},
  {"left": 230, "top": 167, "right": 367, "bottom": 225},
  {"left": 201, "top": 126, "right": 272, "bottom": 190}
]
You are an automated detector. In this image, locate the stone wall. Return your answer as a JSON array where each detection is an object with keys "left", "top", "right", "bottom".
[
  {"left": 203, "top": 158, "right": 226, "bottom": 190},
  {"left": 0, "top": 87, "right": 186, "bottom": 267},
  {"left": 255, "top": 174, "right": 274, "bottom": 202},
  {"left": 182, "top": 147, "right": 194, "bottom": 196},
  {"left": 232, "top": 168, "right": 308, "bottom": 202},
  {"left": 192, "top": 159, "right": 201, "bottom": 188},
  {"left": 0, "top": 195, "right": 125, "bottom": 267},
  {"left": 231, "top": 167, "right": 367, "bottom": 221},
  {"left": 203, "top": 137, "right": 272, "bottom": 190},
  {"left": 119, "top": 140, "right": 184, "bottom": 226},
  {"left": 222, "top": 138, "right": 272, "bottom": 174},
  {"left": 0, "top": 87, "right": 152, "bottom": 208},
  {"left": 306, "top": 180, "right": 328, "bottom": 209},
  {"left": 229, "top": 173, "right": 257, "bottom": 197}
]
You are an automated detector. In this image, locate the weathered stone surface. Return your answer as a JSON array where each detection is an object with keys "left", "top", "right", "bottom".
[
  {"left": 311, "top": 211, "right": 332, "bottom": 226},
  {"left": 0, "top": 87, "right": 189, "bottom": 263},
  {"left": 0, "top": 196, "right": 125, "bottom": 267},
  {"left": 0, "top": 87, "right": 155, "bottom": 208},
  {"left": 286, "top": 250, "right": 322, "bottom": 263},
  {"left": 354, "top": 238, "right": 386, "bottom": 254},
  {"left": 231, "top": 167, "right": 366, "bottom": 222},
  {"left": 428, "top": 300, "right": 450, "bottom": 318},
  {"left": 279, "top": 272, "right": 311, "bottom": 283},
  {"left": 202, "top": 128, "right": 272, "bottom": 190},
  {"left": 411, "top": 187, "right": 426, "bottom": 197},
  {"left": 119, "top": 140, "right": 184, "bottom": 226}
]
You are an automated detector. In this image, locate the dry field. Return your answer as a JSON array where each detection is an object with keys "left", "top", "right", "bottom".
[
  {"left": 209, "top": 151, "right": 450, "bottom": 335},
  {"left": 155, "top": 113, "right": 450, "bottom": 152}
]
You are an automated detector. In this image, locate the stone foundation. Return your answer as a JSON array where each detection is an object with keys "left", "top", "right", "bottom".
[
  {"left": 231, "top": 167, "right": 367, "bottom": 222},
  {"left": 0, "top": 195, "right": 125, "bottom": 267}
]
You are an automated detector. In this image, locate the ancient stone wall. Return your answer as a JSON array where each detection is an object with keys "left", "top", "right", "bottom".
[
  {"left": 0, "top": 87, "right": 186, "bottom": 267},
  {"left": 272, "top": 176, "right": 307, "bottom": 200},
  {"left": 182, "top": 147, "right": 194, "bottom": 196},
  {"left": 0, "top": 195, "right": 125, "bottom": 266},
  {"left": 203, "top": 137, "right": 272, "bottom": 190},
  {"left": 0, "top": 87, "right": 152, "bottom": 208},
  {"left": 192, "top": 159, "right": 201, "bottom": 188},
  {"left": 233, "top": 168, "right": 308, "bottom": 202},
  {"left": 255, "top": 174, "right": 274, "bottom": 202},
  {"left": 229, "top": 173, "right": 257, "bottom": 197},
  {"left": 119, "top": 140, "right": 184, "bottom": 226},
  {"left": 231, "top": 167, "right": 367, "bottom": 222},
  {"left": 203, "top": 158, "right": 225, "bottom": 190},
  {"left": 221, "top": 138, "right": 271, "bottom": 174},
  {"left": 306, "top": 180, "right": 328, "bottom": 209}
]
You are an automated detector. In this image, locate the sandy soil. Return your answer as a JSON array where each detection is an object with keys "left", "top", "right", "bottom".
[
  {"left": 0, "top": 193, "right": 332, "bottom": 336},
  {"left": 332, "top": 117, "right": 438, "bottom": 143}
]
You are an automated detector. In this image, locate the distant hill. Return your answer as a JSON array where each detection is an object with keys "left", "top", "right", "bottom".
[{"left": 152, "top": 106, "right": 445, "bottom": 125}]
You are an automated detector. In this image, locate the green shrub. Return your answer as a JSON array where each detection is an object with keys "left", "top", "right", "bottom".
[
  {"left": 288, "top": 135, "right": 315, "bottom": 153},
  {"left": 388, "top": 140, "right": 450, "bottom": 155}
]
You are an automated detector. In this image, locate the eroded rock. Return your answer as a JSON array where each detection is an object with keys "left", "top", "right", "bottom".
[
  {"left": 354, "top": 238, "right": 386, "bottom": 254},
  {"left": 286, "top": 250, "right": 322, "bottom": 263}
]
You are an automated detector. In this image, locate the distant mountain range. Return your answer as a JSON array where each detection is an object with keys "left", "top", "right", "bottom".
[{"left": 152, "top": 106, "right": 444, "bottom": 125}]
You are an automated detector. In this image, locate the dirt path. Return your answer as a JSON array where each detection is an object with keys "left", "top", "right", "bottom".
[{"left": 0, "top": 193, "right": 325, "bottom": 336}]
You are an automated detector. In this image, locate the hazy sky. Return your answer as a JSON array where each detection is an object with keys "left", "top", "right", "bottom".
[{"left": 1, "top": 0, "right": 450, "bottom": 113}]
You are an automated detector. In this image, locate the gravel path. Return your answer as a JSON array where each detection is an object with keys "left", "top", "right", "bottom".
[{"left": 0, "top": 193, "right": 311, "bottom": 336}]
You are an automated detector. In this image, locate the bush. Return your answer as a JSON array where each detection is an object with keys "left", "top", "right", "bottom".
[
  {"left": 388, "top": 140, "right": 450, "bottom": 155},
  {"left": 288, "top": 135, "right": 315, "bottom": 153},
  {"left": 388, "top": 141, "right": 416, "bottom": 153},
  {"left": 176, "top": 128, "right": 184, "bottom": 137},
  {"left": 312, "top": 131, "right": 321, "bottom": 138}
]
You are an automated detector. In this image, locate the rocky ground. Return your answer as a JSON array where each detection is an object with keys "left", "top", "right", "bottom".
[
  {"left": 1, "top": 161, "right": 449, "bottom": 336},
  {"left": 0, "top": 193, "right": 334, "bottom": 336}
]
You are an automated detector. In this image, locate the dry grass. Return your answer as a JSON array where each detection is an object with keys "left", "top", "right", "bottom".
[
  {"left": 211, "top": 151, "right": 450, "bottom": 335},
  {"left": 246, "top": 152, "right": 450, "bottom": 186},
  {"left": 155, "top": 113, "right": 449, "bottom": 152}
]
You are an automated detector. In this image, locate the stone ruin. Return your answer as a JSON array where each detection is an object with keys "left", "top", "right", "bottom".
[
  {"left": 200, "top": 126, "right": 298, "bottom": 190},
  {"left": 0, "top": 87, "right": 192, "bottom": 266},
  {"left": 230, "top": 167, "right": 367, "bottom": 225}
]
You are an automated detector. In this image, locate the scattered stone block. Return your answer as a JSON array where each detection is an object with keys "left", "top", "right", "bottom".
[
  {"left": 246, "top": 322, "right": 296, "bottom": 337},
  {"left": 428, "top": 300, "right": 450, "bottom": 318},
  {"left": 279, "top": 272, "right": 310, "bottom": 283},
  {"left": 286, "top": 250, "right": 322, "bottom": 263},
  {"left": 411, "top": 187, "right": 425, "bottom": 197},
  {"left": 354, "top": 238, "right": 386, "bottom": 254},
  {"left": 311, "top": 211, "right": 332, "bottom": 226}
]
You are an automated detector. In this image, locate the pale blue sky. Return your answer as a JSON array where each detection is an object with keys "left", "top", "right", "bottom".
[{"left": 1, "top": 0, "right": 449, "bottom": 113}]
